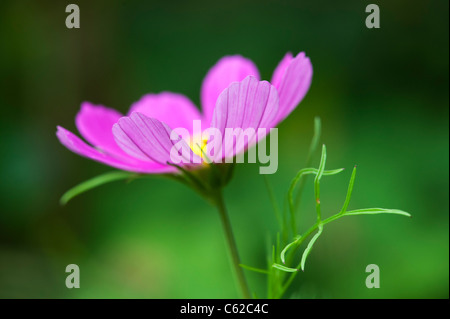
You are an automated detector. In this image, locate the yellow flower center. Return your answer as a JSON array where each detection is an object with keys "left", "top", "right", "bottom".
[{"left": 187, "top": 133, "right": 209, "bottom": 160}]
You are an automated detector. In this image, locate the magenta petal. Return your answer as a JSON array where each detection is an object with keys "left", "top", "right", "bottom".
[
  {"left": 201, "top": 55, "right": 260, "bottom": 125},
  {"left": 56, "top": 126, "right": 173, "bottom": 173},
  {"left": 113, "top": 112, "right": 200, "bottom": 165},
  {"left": 271, "top": 52, "right": 293, "bottom": 90},
  {"left": 273, "top": 52, "right": 313, "bottom": 125},
  {"left": 210, "top": 76, "right": 279, "bottom": 160},
  {"left": 75, "top": 102, "right": 131, "bottom": 158},
  {"left": 128, "top": 92, "right": 202, "bottom": 133}
]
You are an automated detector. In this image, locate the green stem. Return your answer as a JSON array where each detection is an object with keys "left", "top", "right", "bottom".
[{"left": 213, "top": 190, "right": 251, "bottom": 299}]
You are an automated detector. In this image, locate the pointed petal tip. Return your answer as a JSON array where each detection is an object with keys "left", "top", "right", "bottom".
[
  {"left": 272, "top": 51, "right": 313, "bottom": 125},
  {"left": 56, "top": 125, "right": 69, "bottom": 140}
]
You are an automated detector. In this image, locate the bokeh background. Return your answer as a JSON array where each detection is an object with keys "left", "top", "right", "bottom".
[{"left": 0, "top": 0, "right": 448, "bottom": 298}]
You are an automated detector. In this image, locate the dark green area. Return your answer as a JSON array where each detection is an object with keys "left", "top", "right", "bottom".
[{"left": 0, "top": 0, "right": 448, "bottom": 298}]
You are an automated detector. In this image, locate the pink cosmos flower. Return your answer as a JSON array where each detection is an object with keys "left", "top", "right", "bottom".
[{"left": 56, "top": 52, "right": 313, "bottom": 173}]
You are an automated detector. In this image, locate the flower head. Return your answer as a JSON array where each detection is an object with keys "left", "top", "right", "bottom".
[{"left": 57, "top": 52, "right": 312, "bottom": 173}]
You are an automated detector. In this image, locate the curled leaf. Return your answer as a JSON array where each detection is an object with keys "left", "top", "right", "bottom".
[
  {"left": 272, "top": 263, "right": 298, "bottom": 273},
  {"left": 60, "top": 171, "right": 137, "bottom": 205},
  {"left": 280, "top": 236, "right": 301, "bottom": 264},
  {"left": 301, "top": 223, "right": 324, "bottom": 271}
]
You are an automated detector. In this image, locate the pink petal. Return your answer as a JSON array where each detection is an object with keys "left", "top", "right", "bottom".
[
  {"left": 128, "top": 92, "right": 202, "bottom": 133},
  {"left": 273, "top": 52, "right": 313, "bottom": 125},
  {"left": 56, "top": 126, "right": 173, "bottom": 173},
  {"left": 210, "top": 76, "right": 279, "bottom": 161},
  {"left": 113, "top": 112, "right": 200, "bottom": 165},
  {"left": 201, "top": 55, "right": 260, "bottom": 125},
  {"left": 271, "top": 52, "right": 293, "bottom": 90},
  {"left": 75, "top": 102, "right": 131, "bottom": 159}
]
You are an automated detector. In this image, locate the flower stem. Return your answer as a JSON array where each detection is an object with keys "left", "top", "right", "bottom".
[{"left": 213, "top": 190, "right": 251, "bottom": 299}]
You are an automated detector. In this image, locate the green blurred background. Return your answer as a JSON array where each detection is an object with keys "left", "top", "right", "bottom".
[{"left": 0, "top": 0, "right": 448, "bottom": 298}]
